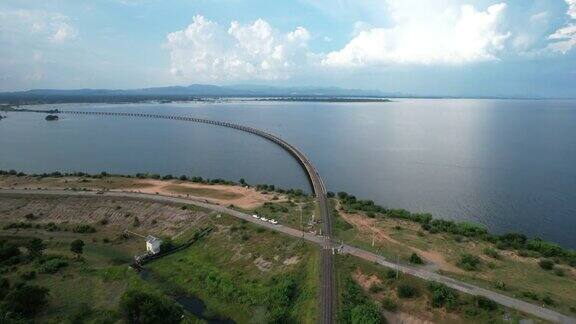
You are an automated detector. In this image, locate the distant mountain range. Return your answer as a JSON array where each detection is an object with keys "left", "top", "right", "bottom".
[
  {"left": 0, "top": 84, "right": 390, "bottom": 102},
  {"left": 0, "top": 84, "right": 559, "bottom": 104}
]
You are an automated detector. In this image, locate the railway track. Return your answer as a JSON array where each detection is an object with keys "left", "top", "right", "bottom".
[{"left": 58, "top": 110, "right": 338, "bottom": 323}]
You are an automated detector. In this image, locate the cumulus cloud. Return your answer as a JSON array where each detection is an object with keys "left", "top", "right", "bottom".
[
  {"left": 166, "top": 16, "right": 311, "bottom": 81},
  {"left": 548, "top": 0, "right": 576, "bottom": 53},
  {"left": 322, "top": 2, "right": 511, "bottom": 67}
]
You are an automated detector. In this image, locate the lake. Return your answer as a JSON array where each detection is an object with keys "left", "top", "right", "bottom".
[{"left": 1, "top": 99, "right": 575, "bottom": 247}]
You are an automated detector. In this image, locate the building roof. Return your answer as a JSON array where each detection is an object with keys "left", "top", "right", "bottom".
[{"left": 146, "top": 235, "right": 162, "bottom": 244}]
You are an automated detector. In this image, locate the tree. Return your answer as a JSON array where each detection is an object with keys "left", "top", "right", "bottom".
[
  {"left": 0, "top": 240, "right": 21, "bottom": 263},
  {"left": 409, "top": 253, "right": 424, "bottom": 264},
  {"left": 120, "top": 290, "right": 183, "bottom": 324},
  {"left": 70, "top": 239, "right": 84, "bottom": 260},
  {"left": 26, "top": 238, "right": 46, "bottom": 258},
  {"left": 3, "top": 284, "right": 49, "bottom": 317}
]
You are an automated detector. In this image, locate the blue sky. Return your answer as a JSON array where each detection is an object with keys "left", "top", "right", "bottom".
[{"left": 0, "top": 0, "right": 575, "bottom": 97}]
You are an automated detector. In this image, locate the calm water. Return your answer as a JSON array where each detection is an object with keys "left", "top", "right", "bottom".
[{"left": 1, "top": 99, "right": 575, "bottom": 247}]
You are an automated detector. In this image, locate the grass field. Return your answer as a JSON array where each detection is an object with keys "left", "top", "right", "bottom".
[
  {"left": 336, "top": 254, "right": 545, "bottom": 324},
  {"left": 332, "top": 201, "right": 576, "bottom": 317},
  {"left": 148, "top": 212, "right": 319, "bottom": 323},
  {"left": 0, "top": 195, "right": 319, "bottom": 323}
]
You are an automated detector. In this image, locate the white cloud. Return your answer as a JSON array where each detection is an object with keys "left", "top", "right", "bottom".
[
  {"left": 166, "top": 16, "right": 311, "bottom": 81},
  {"left": 0, "top": 9, "right": 77, "bottom": 44},
  {"left": 323, "top": 2, "right": 511, "bottom": 67},
  {"left": 547, "top": 0, "right": 576, "bottom": 53}
]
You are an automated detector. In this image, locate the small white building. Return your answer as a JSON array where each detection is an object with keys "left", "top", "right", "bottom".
[{"left": 146, "top": 236, "right": 163, "bottom": 254}]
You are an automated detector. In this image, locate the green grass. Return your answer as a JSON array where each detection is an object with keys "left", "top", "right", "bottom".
[
  {"left": 147, "top": 213, "right": 319, "bottom": 323},
  {"left": 336, "top": 254, "right": 544, "bottom": 324},
  {"left": 331, "top": 208, "right": 576, "bottom": 317}
]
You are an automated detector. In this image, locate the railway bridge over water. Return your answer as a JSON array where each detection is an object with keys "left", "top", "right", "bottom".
[{"left": 62, "top": 110, "right": 337, "bottom": 324}]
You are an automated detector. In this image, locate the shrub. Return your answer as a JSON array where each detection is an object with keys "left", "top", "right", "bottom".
[
  {"left": 542, "top": 295, "right": 555, "bottom": 306},
  {"left": 0, "top": 240, "right": 21, "bottom": 263},
  {"left": 409, "top": 253, "right": 424, "bottom": 265},
  {"left": 381, "top": 297, "right": 398, "bottom": 311},
  {"left": 475, "top": 296, "right": 497, "bottom": 311},
  {"left": 120, "top": 290, "right": 183, "bottom": 324},
  {"left": 20, "top": 270, "right": 36, "bottom": 280},
  {"left": 73, "top": 225, "right": 96, "bottom": 234},
  {"left": 369, "top": 283, "right": 384, "bottom": 293},
  {"left": 495, "top": 281, "right": 506, "bottom": 290},
  {"left": 397, "top": 283, "right": 417, "bottom": 298},
  {"left": 522, "top": 291, "right": 540, "bottom": 301},
  {"left": 538, "top": 259, "right": 554, "bottom": 270},
  {"left": 385, "top": 269, "right": 397, "bottom": 279},
  {"left": 554, "top": 268, "right": 565, "bottom": 277},
  {"left": 428, "top": 282, "right": 458, "bottom": 310},
  {"left": 39, "top": 257, "right": 68, "bottom": 274},
  {"left": 3, "top": 284, "right": 50, "bottom": 317},
  {"left": 457, "top": 254, "right": 481, "bottom": 271},
  {"left": 483, "top": 247, "right": 501, "bottom": 259}
]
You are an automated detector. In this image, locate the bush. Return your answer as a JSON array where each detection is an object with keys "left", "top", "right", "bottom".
[
  {"left": 542, "top": 295, "right": 555, "bottom": 306},
  {"left": 381, "top": 297, "right": 398, "bottom": 311},
  {"left": 368, "top": 283, "right": 384, "bottom": 293},
  {"left": 73, "top": 225, "right": 96, "bottom": 233},
  {"left": 495, "top": 281, "right": 506, "bottom": 290},
  {"left": 554, "top": 268, "right": 565, "bottom": 277},
  {"left": 38, "top": 256, "right": 68, "bottom": 274},
  {"left": 538, "top": 259, "right": 554, "bottom": 270},
  {"left": 340, "top": 277, "right": 382, "bottom": 324},
  {"left": 0, "top": 240, "right": 21, "bottom": 263},
  {"left": 20, "top": 270, "right": 36, "bottom": 280},
  {"left": 385, "top": 269, "right": 397, "bottom": 279},
  {"left": 3, "top": 284, "right": 50, "bottom": 317},
  {"left": 483, "top": 247, "right": 501, "bottom": 259},
  {"left": 475, "top": 296, "right": 497, "bottom": 311},
  {"left": 120, "top": 290, "right": 183, "bottom": 324},
  {"left": 428, "top": 282, "right": 458, "bottom": 310},
  {"left": 522, "top": 291, "right": 540, "bottom": 301},
  {"left": 409, "top": 253, "right": 424, "bottom": 265},
  {"left": 397, "top": 283, "right": 417, "bottom": 298},
  {"left": 457, "top": 254, "right": 481, "bottom": 271}
]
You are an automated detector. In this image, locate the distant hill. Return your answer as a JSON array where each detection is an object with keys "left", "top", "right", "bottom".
[{"left": 0, "top": 84, "right": 389, "bottom": 104}]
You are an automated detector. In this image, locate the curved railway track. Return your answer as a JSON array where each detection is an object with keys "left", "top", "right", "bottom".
[{"left": 61, "top": 110, "right": 337, "bottom": 323}]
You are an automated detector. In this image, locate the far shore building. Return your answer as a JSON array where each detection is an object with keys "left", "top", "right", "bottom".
[{"left": 146, "top": 236, "right": 162, "bottom": 254}]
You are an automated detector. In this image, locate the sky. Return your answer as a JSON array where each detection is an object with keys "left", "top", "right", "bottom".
[{"left": 0, "top": 0, "right": 575, "bottom": 97}]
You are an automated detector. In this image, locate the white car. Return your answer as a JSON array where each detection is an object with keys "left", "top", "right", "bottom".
[
  {"left": 261, "top": 217, "right": 268, "bottom": 222},
  {"left": 269, "top": 219, "right": 278, "bottom": 225},
  {"left": 252, "top": 214, "right": 259, "bottom": 219}
]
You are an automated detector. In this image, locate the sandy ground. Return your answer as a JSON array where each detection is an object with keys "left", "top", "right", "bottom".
[
  {"left": 0, "top": 176, "right": 281, "bottom": 209},
  {"left": 339, "top": 207, "right": 464, "bottom": 274}
]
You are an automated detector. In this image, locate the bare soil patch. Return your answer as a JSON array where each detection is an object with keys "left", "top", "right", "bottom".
[{"left": 0, "top": 175, "right": 282, "bottom": 209}]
